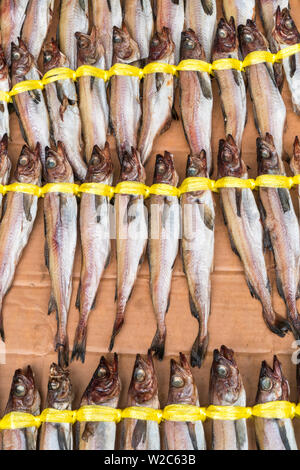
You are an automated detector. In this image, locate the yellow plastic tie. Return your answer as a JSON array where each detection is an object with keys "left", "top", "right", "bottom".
[
  {"left": 206, "top": 405, "right": 253, "bottom": 421},
  {"left": 114, "top": 181, "right": 150, "bottom": 198},
  {"left": 149, "top": 183, "right": 180, "bottom": 198},
  {"left": 252, "top": 401, "right": 296, "bottom": 420},
  {"left": 9, "top": 80, "right": 44, "bottom": 97},
  {"left": 276, "top": 44, "right": 300, "bottom": 60},
  {"left": 76, "top": 65, "right": 109, "bottom": 82},
  {"left": 108, "top": 63, "right": 144, "bottom": 80},
  {"left": 143, "top": 62, "right": 178, "bottom": 76},
  {"left": 5, "top": 183, "right": 42, "bottom": 197},
  {"left": 163, "top": 405, "right": 207, "bottom": 422},
  {"left": 76, "top": 406, "right": 122, "bottom": 424},
  {"left": 0, "top": 412, "right": 41, "bottom": 430},
  {"left": 293, "top": 175, "right": 300, "bottom": 186},
  {"left": 0, "top": 90, "right": 11, "bottom": 103},
  {"left": 255, "top": 175, "right": 294, "bottom": 189},
  {"left": 215, "top": 177, "right": 256, "bottom": 191},
  {"left": 122, "top": 407, "right": 163, "bottom": 423},
  {"left": 42, "top": 67, "right": 77, "bottom": 85},
  {"left": 179, "top": 177, "right": 217, "bottom": 194},
  {"left": 41, "top": 183, "right": 80, "bottom": 197},
  {"left": 79, "top": 183, "right": 115, "bottom": 199},
  {"left": 212, "top": 58, "right": 244, "bottom": 72},
  {"left": 177, "top": 59, "right": 213, "bottom": 75},
  {"left": 242, "top": 51, "right": 278, "bottom": 68},
  {"left": 40, "top": 408, "right": 77, "bottom": 424}
]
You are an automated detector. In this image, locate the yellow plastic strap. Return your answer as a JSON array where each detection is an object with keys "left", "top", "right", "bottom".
[
  {"left": 0, "top": 90, "right": 11, "bottom": 103},
  {"left": 77, "top": 406, "right": 122, "bottom": 424},
  {"left": 76, "top": 65, "right": 109, "bottom": 82},
  {"left": 215, "top": 177, "right": 256, "bottom": 191},
  {"left": 122, "top": 407, "right": 163, "bottom": 423},
  {"left": 212, "top": 58, "right": 244, "bottom": 72},
  {"left": 252, "top": 401, "right": 296, "bottom": 420},
  {"left": 177, "top": 59, "right": 212, "bottom": 74},
  {"left": 114, "top": 181, "right": 150, "bottom": 198},
  {"left": 179, "top": 177, "right": 216, "bottom": 194},
  {"left": 0, "top": 412, "right": 41, "bottom": 430},
  {"left": 5, "top": 183, "right": 42, "bottom": 197},
  {"left": 40, "top": 408, "right": 76, "bottom": 424},
  {"left": 149, "top": 183, "right": 180, "bottom": 198},
  {"left": 41, "top": 183, "right": 79, "bottom": 197},
  {"left": 293, "top": 175, "right": 300, "bottom": 186},
  {"left": 79, "top": 183, "right": 114, "bottom": 199},
  {"left": 255, "top": 175, "right": 294, "bottom": 189},
  {"left": 109, "top": 63, "right": 144, "bottom": 80},
  {"left": 242, "top": 51, "right": 278, "bottom": 68},
  {"left": 10, "top": 80, "right": 44, "bottom": 97},
  {"left": 163, "top": 405, "right": 207, "bottom": 422},
  {"left": 143, "top": 62, "right": 178, "bottom": 76},
  {"left": 277, "top": 44, "right": 300, "bottom": 60},
  {"left": 206, "top": 405, "right": 253, "bottom": 421},
  {"left": 43, "top": 67, "right": 77, "bottom": 85}
]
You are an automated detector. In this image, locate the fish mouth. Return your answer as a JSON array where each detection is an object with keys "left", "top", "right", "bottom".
[
  {"left": 275, "top": 7, "right": 298, "bottom": 43},
  {"left": 150, "top": 27, "right": 173, "bottom": 61},
  {"left": 214, "top": 17, "right": 236, "bottom": 52},
  {"left": 260, "top": 355, "right": 283, "bottom": 381},
  {"left": 16, "top": 143, "right": 41, "bottom": 183},
  {"left": 170, "top": 353, "right": 191, "bottom": 376},
  {"left": 154, "top": 151, "right": 177, "bottom": 185},
  {"left": 218, "top": 135, "right": 242, "bottom": 176},
  {"left": 86, "top": 143, "right": 113, "bottom": 183},
  {"left": 186, "top": 151, "right": 207, "bottom": 178},
  {"left": 180, "top": 29, "right": 203, "bottom": 60},
  {"left": 213, "top": 345, "right": 236, "bottom": 366}
]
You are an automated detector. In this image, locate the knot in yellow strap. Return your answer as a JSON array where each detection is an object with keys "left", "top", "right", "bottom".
[
  {"left": 215, "top": 177, "right": 256, "bottom": 191},
  {"left": 252, "top": 401, "right": 296, "bottom": 419},
  {"left": 163, "top": 405, "right": 207, "bottom": 422},
  {"left": 76, "top": 406, "right": 122, "bottom": 424},
  {"left": 255, "top": 175, "right": 294, "bottom": 189},
  {"left": 122, "top": 407, "right": 163, "bottom": 423},
  {"left": 0, "top": 412, "right": 41, "bottom": 430},
  {"left": 206, "top": 405, "right": 253, "bottom": 421},
  {"left": 41, "top": 183, "right": 80, "bottom": 197},
  {"left": 0, "top": 90, "right": 11, "bottom": 103},
  {"left": 149, "top": 183, "right": 180, "bottom": 198},
  {"left": 79, "top": 183, "right": 114, "bottom": 199},
  {"left": 114, "top": 181, "right": 150, "bottom": 198},
  {"left": 40, "top": 408, "right": 77, "bottom": 424}
]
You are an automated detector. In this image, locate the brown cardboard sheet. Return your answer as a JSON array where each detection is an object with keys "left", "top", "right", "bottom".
[{"left": 0, "top": 0, "right": 299, "bottom": 450}]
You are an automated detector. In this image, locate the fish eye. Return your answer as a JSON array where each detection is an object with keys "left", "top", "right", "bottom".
[
  {"left": 223, "top": 151, "right": 233, "bottom": 162},
  {"left": 184, "top": 39, "right": 194, "bottom": 50},
  {"left": 90, "top": 156, "right": 100, "bottom": 166},
  {"left": 171, "top": 375, "right": 184, "bottom": 388},
  {"left": 14, "top": 384, "right": 26, "bottom": 397},
  {"left": 134, "top": 368, "right": 145, "bottom": 382},
  {"left": 113, "top": 34, "right": 122, "bottom": 44},
  {"left": 97, "top": 367, "right": 107, "bottom": 378},
  {"left": 261, "top": 149, "right": 269, "bottom": 159},
  {"left": 151, "top": 38, "right": 160, "bottom": 47},
  {"left": 12, "top": 51, "right": 21, "bottom": 61},
  {"left": 285, "top": 19, "right": 294, "bottom": 30},
  {"left": 216, "top": 365, "right": 228, "bottom": 377},
  {"left": 260, "top": 377, "right": 272, "bottom": 391},
  {"left": 46, "top": 157, "right": 57, "bottom": 169},
  {"left": 78, "top": 38, "right": 86, "bottom": 48},
  {"left": 49, "top": 380, "right": 60, "bottom": 390},
  {"left": 188, "top": 166, "right": 198, "bottom": 176},
  {"left": 244, "top": 33, "right": 254, "bottom": 43},
  {"left": 157, "top": 162, "right": 165, "bottom": 174},
  {"left": 19, "top": 156, "right": 28, "bottom": 167},
  {"left": 44, "top": 53, "right": 52, "bottom": 63},
  {"left": 218, "top": 29, "right": 228, "bottom": 39}
]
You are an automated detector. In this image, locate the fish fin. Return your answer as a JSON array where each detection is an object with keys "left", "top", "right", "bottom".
[
  {"left": 277, "top": 421, "right": 292, "bottom": 450},
  {"left": 234, "top": 420, "right": 247, "bottom": 450},
  {"left": 160, "top": 116, "right": 173, "bottom": 135},
  {"left": 44, "top": 240, "right": 49, "bottom": 270},
  {"left": 105, "top": 251, "right": 111, "bottom": 270},
  {"left": 106, "top": 0, "right": 112, "bottom": 12},
  {"left": 94, "top": 195, "right": 103, "bottom": 223},
  {"left": 55, "top": 337, "right": 69, "bottom": 368},
  {"left": 23, "top": 194, "right": 33, "bottom": 222},
  {"left": 191, "top": 333, "right": 209, "bottom": 369},
  {"left": 289, "top": 55, "right": 296, "bottom": 79},
  {"left": 150, "top": 327, "right": 166, "bottom": 360},
  {"left": 48, "top": 293, "right": 57, "bottom": 316},
  {"left": 220, "top": 200, "right": 228, "bottom": 226},
  {"left": 132, "top": 420, "right": 147, "bottom": 449},
  {"left": 28, "top": 89, "right": 41, "bottom": 104},
  {"left": 235, "top": 189, "right": 242, "bottom": 218},
  {"left": 262, "top": 310, "right": 291, "bottom": 338},
  {"left": 274, "top": 62, "right": 285, "bottom": 91},
  {"left": 245, "top": 278, "right": 260, "bottom": 300},
  {"left": 227, "top": 231, "right": 241, "bottom": 259},
  {"left": 59, "top": 96, "right": 69, "bottom": 121},
  {"left": 187, "top": 422, "right": 198, "bottom": 450},
  {"left": 109, "top": 315, "right": 124, "bottom": 351},
  {"left": 71, "top": 323, "right": 87, "bottom": 363},
  {"left": 233, "top": 69, "right": 242, "bottom": 88},
  {"left": 202, "top": 203, "right": 214, "bottom": 231},
  {"left": 198, "top": 73, "right": 213, "bottom": 100},
  {"left": 201, "top": 0, "right": 214, "bottom": 15},
  {"left": 79, "top": 0, "right": 86, "bottom": 12},
  {"left": 258, "top": 199, "right": 273, "bottom": 251},
  {"left": 0, "top": 299, "right": 4, "bottom": 342},
  {"left": 75, "top": 282, "right": 81, "bottom": 310},
  {"left": 57, "top": 424, "right": 69, "bottom": 450},
  {"left": 155, "top": 73, "right": 164, "bottom": 92},
  {"left": 189, "top": 293, "right": 200, "bottom": 321},
  {"left": 171, "top": 104, "right": 179, "bottom": 121},
  {"left": 277, "top": 188, "right": 291, "bottom": 213}
]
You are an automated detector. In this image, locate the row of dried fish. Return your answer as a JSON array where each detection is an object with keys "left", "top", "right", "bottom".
[{"left": 1, "top": 346, "right": 298, "bottom": 450}]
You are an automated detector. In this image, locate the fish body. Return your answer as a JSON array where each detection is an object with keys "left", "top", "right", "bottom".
[
  {"left": 181, "top": 152, "right": 214, "bottom": 367},
  {"left": 218, "top": 135, "right": 289, "bottom": 337},
  {"left": 39, "top": 364, "right": 73, "bottom": 450},
  {"left": 184, "top": 0, "right": 217, "bottom": 61},
  {"left": 91, "top": 0, "right": 122, "bottom": 70},
  {"left": 155, "top": 0, "right": 184, "bottom": 64},
  {"left": 210, "top": 346, "right": 248, "bottom": 450},
  {"left": 138, "top": 28, "right": 175, "bottom": 165},
  {"left": 59, "top": 0, "right": 89, "bottom": 70},
  {"left": 78, "top": 354, "right": 121, "bottom": 450},
  {"left": 44, "top": 143, "right": 78, "bottom": 368},
  {"left": 0, "top": 144, "right": 41, "bottom": 342},
  {"left": 290, "top": 136, "right": 300, "bottom": 214},
  {"left": 2, "top": 366, "right": 41, "bottom": 450},
  {"left": 0, "top": 135, "right": 11, "bottom": 217},
  {"left": 238, "top": 20, "right": 286, "bottom": 158},
  {"left": 76, "top": 28, "right": 109, "bottom": 162},
  {"left": 0, "top": 0, "right": 29, "bottom": 65},
  {"left": 11, "top": 39, "right": 50, "bottom": 170},
  {"left": 43, "top": 40, "right": 86, "bottom": 181},
  {"left": 0, "top": 47, "right": 10, "bottom": 139},
  {"left": 212, "top": 18, "right": 247, "bottom": 149},
  {"left": 179, "top": 29, "right": 213, "bottom": 173},
  {"left": 72, "top": 144, "right": 113, "bottom": 363},
  {"left": 21, "top": 0, "right": 55, "bottom": 61},
  {"left": 257, "top": 134, "right": 300, "bottom": 339},
  {"left": 121, "top": 352, "right": 160, "bottom": 450},
  {"left": 149, "top": 152, "right": 180, "bottom": 360},
  {"left": 110, "top": 25, "right": 141, "bottom": 162},
  {"left": 109, "top": 148, "right": 147, "bottom": 351},
  {"left": 124, "top": 0, "right": 154, "bottom": 61},
  {"left": 222, "top": 0, "right": 255, "bottom": 27},
  {"left": 254, "top": 356, "right": 297, "bottom": 450},
  {"left": 273, "top": 8, "right": 300, "bottom": 116},
  {"left": 163, "top": 353, "right": 206, "bottom": 450}
]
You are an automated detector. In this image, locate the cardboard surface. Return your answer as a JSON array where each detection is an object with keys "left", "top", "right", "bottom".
[{"left": 0, "top": 0, "right": 300, "bottom": 449}]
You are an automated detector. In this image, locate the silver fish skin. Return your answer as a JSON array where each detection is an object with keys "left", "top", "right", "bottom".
[
  {"left": 257, "top": 134, "right": 300, "bottom": 340},
  {"left": 222, "top": 0, "right": 255, "bottom": 27},
  {"left": 11, "top": 39, "right": 51, "bottom": 171},
  {"left": 72, "top": 144, "right": 113, "bottom": 364},
  {"left": 0, "top": 144, "right": 41, "bottom": 342},
  {"left": 156, "top": 0, "right": 184, "bottom": 64},
  {"left": 109, "top": 148, "right": 147, "bottom": 351},
  {"left": 121, "top": 352, "right": 160, "bottom": 450},
  {"left": 91, "top": 0, "right": 122, "bottom": 70},
  {"left": 212, "top": 17, "right": 247, "bottom": 149},
  {"left": 110, "top": 25, "right": 141, "bottom": 162},
  {"left": 124, "top": 0, "right": 154, "bottom": 61},
  {"left": 254, "top": 356, "right": 297, "bottom": 450},
  {"left": 210, "top": 346, "right": 248, "bottom": 450},
  {"left": 0, "top": 46, "right": 10, "bottom": 139},
  {"left": 180, "top": 29, "right": 213, "bottom": 173},
  {"left": 44, "top": 143, "right": 78, "bottom": 368},
  {"left": 21, "top": 0, "right": 55, "bottom": 61},
  {"left": 2, "top": 366, "right": 41, "bottom": 451},
  {"left": 290, "top": 136, "right": 300, "bottom": 214},
  {"left": 0, "top": 0, "right": 29, "bottom": 65},
  {"left": 0, "top": 135, "right": 11, "bottom": 218},
  {"left": 149, "top": 152, "right": 180, "bottom": 360},
  {"left": 138, "top": 27, "right": 175, "bottom": 165},
  {"left": 76, "top": 28, "right": 109, "bottom": 163},
  {"left": 59, "top": 0, "right": 89, "bottom": 70},
  {"left": 78, "top": 354, "right": 121, "bottom": 450},
  {"left": 273, "top": 7, "right": 300, "bottom": 116},
  {"left": 181, "top": 152, "right": 214, "bottom": 368},
  {"left": 163, "top": 354, "right": 206, "bottom": 450},
  {"left": 238, "top": 20, "right": 286, "bottom": 158},
  {"left": 39, "top": 364, "right": 73, "bottom": 451},
  {"left": 43, "top": 39, "right": 87, "bottom": 181},
  {"left": 184, "top": 0, "right": 217, "bottom": 61}
]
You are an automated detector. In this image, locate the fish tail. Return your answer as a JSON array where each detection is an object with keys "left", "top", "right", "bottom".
[
  {"left": 109, "top": 315, "right": 124, "bottom": 352},
  {"left": 55, "top": 335, "right": 69, "bottom": 368},
  {"left": 190, "top": 333, "right": 209, "bottom": 368},
  {"left": 150, "top": 327, "right": 166, "bottom": 361},
  {"left": 71, "top": 322, "right": 87, "bottom": 363},
  {"left": 263, "top": 309, "right": 291, "bottom": 338}
]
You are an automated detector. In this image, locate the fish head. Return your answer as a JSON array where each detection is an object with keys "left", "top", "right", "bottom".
[
  {"left": 86, "top": 143, "right": 114, "bottom": 184},
  {"left": 120, "top": 147, "right": 146, "bottom": 183},
  {"left": 0, "top": 134, "right": 10, "bottom": 177},
  {"left": 149, "top": 27, "right": 175, "bottom": 62},
  {"left": 273, "top": 7, "right": 300, "bottom": 45},
  {"left": 129, "top": 351, "right": 158, "bottom": 405},
  {"left": 11, "top": 38, "right": 35, "bottom": 78},
  {"left": 46, "top": 364, "right": 72, "bottom": 409},
  {"left": 186, "top": 150, "right": 208, "bottom": 178},
  {"left": 153, "top": 151, "right": 179, "bottom": 186},
  {"left": 6, "top": 366, "right": 40, "bottom": 414},
  {"left": 0, "top": 45, "right": 8, "bottom": 81},
  {"left": 257, "top": 133, "right": 281, "bottom": 175},
  {"left": 76, "top": 27, "right": 104, "bottom": 67},
  {"left": 290, "top": 136, "right": 300, "bottom": 175},
  {"left": 210, "top": 346, "right": 243, "bottom": 405},
  {"left": 15, "top": 143, "right": 42, "bottom": 185},
  {"left": 45, "top": 142, "right": 74, "bottom": 183},
  {"left": 238, "top": 20, "right": 268, "bottom": 56},
  {"left": 43, "top": 39, "right": 68, "bottom": 72},
  {"left": 180, "top": 29, "right": 205, "bottom": 61},
  {"left": 256, "top": 356, "right": 290, "bottom": 404},
  {"left": 82, "top": 354, "right": 121, "bottom": 405},
  {"left": 218, "top": 135, "right": 246, "bottom": 178},
  {"left": 213, "top": 17, "right": 237, "bottom": 55},
  {"left": 112, "top": 24, "right": 140, "bottom": 64},
  {"left": 168, "top": 353, "right": 198, "bottom": 405}
]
